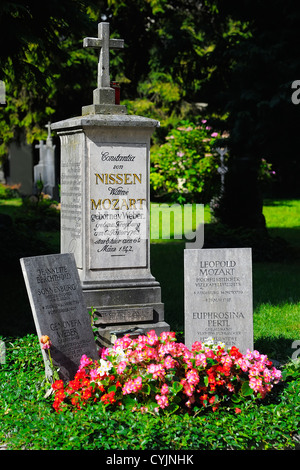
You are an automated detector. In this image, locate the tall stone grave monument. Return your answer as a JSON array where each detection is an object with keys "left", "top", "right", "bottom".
[{"left": 51, "top": 22, "right": 169, "bottom": 346}]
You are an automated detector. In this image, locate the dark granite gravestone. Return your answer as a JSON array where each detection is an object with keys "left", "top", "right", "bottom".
[{"left": 20, "top": 253, "right": 98, "bottom": 381}]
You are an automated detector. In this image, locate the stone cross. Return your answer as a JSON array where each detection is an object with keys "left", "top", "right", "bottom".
[
  {"left": 83, "top": 22, "right": 124, "bottom": 107},
  {"left": 45, "top": 121, "right": 52, "bottom": 145}
]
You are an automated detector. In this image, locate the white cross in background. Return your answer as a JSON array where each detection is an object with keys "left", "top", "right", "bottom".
[
  {"left": 83, "top": 22, "right": 124, "bottom": 90},
  {"left": 45, "top": 121, "right": 51, "bottom": 138},
  {"left": 216, "top": 147, "right": 228, "bottom": 192},
  {"left": 45, "top": 121, "right": 52, "bottom": 145}
]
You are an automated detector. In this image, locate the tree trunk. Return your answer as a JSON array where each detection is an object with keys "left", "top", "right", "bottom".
[{"left": 212, "top": 154, "right": 267, "bottom": 231}]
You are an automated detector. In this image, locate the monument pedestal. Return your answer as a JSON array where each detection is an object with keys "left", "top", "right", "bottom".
[{"left": 52, "top": 114, "right": 168, "bottom": 346}]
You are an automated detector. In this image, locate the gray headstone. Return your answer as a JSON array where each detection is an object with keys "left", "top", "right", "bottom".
[
  {"left": 7, "top": 141, "right": 33, "bottom": 196},
  {"left": 20, "top": 253, "right": 98, "bottom": 381},
  {"left": 184, "top": 248, "right": 253, "bottom": 353}
]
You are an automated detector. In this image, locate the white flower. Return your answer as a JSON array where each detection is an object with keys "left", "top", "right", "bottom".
[
  {"left": 113, "top": 346, "right": 127, "bottom": 362},
  {"left": 97, "top": 359, "right": 112, "bottom": 376}
]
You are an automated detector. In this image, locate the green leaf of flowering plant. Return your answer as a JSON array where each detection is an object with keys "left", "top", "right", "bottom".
[
  {"left": 142, "top": 383, "right": 151, "bottom": 395},
  {"left": 241, "top": 381, "right": 254, "bottom": 397},
  {"left": 171, "top": 381, "right": 183, "bottom": 395},
  {"left": 123, "top": 396, "right": 137, "bottom": 409},
  {"left": 167, "top": 404, "right": 180, "bottom": 415},
  {"left": 231, "top": 394, "right": 243, "bottom": 404}
]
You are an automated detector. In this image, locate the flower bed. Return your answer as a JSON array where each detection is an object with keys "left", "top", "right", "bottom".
[{"left": 51, "top": 331, "right": 282, "bottom": 414}]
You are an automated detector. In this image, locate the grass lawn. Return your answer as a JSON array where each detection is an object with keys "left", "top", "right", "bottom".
[
  {"left": 0, "top": 196, "right": 299, "bottom": 360},
  {"left": 0, "top": 194, "right": 299, "bottom": 450},
  {"left": 149, "top": 199, "right": 300, "bottom": 361}
]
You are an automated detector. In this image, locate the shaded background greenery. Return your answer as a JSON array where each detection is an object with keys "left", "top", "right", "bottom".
[{"left": 1, "top": 0, "right": 300, "bottom": 226}]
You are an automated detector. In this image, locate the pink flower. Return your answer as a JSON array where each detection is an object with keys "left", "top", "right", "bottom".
[
  {"left": 147, "top": 363, "right": 165, "bottom": 379},
  {"left": 161, "top": 384, "right": 169, "bottom": 395},
  {"left": 100, "top": 348, "right": 110, "bottom": 359},
  {"left": 221, "top": 355, "right": 233, "bottom": 368},
  {"left": 205, "top": 350, "right": 216, "bottom": 359},
  {"left": 185, "top": 396, "right": 195, "bottom": 408},
  {"left": 271, "top": 367, "right": 282, "bottom": 382},
  {"left": 163, "top": 355, "right": 177, "bottom": 370},
  {"left": 122, "top": 376, "right": 143, "bottom": 395},
  {"left": 252, "top": 350, "right": 261, "bottom": 360},
  {"left": 191, "top": 341, "right": 203, "bottom": 351},
  {"left": 195, "top": 353, "right": 207, "bottom": 367},
  {"left": 181, "top": 379, "right": 195, "bottom": 397},
  {"left": 40, "top": 335, "right": 52, "bottom": 350},
  {"left": 186, "top": 369, "right": 200, "bottom": 386},
  {"left": 160, "top": 331, "right": 176, "bottom": 342},
  {"left": 249, "top": 377, "right": 263, "bottom": 392},
  {"left": 155, "top": 394, "right": 169, "bottom": 409},
  {"left": 158, "top": 341, "right": 177, "bottom": 358},
  {"left": 78, "top": 354, "right": 93, "bottom": 370},
  {"left": 263, "top": 368, "right": 273, "bottom": 383},
  {"left": 117, "top": 361, "right": 127, "bottom": 374},
  {"left": 137, "top": 335, "right": 147, "bottom": 347},
  {"left": 90, "top": 369, "right": 99, "bottom": 381},
  {"left": 114, "top": 334, "right": 132, "bottom": 350},
  {"left": 146, "top": 330, "right": 158, "bottom": 346},
  {"left": 211, "top": 132, "right": 218, "bottom": 137},
  {"left": 235, "top": 357, "right": 250, "bottom": 372}
]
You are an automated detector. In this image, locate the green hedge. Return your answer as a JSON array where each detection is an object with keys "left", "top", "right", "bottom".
[{"left": 0, "top": 335, "right": 299, "bottom": 451}]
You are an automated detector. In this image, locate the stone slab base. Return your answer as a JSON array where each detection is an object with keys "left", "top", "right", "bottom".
[
  {"left": 96, "top": 321, "right": 171, "bottom": 348},
  {"left": 82, "top": 284, "right": 169, "bottom": 347}
]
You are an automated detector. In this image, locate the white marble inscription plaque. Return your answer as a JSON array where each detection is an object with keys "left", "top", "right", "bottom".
[{"left": 89, "top": 143, "right": 148, "bottom": 269}]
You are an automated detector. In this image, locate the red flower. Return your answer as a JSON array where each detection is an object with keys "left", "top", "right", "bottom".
[
  {"left": 229, "top": 346, "right": 243, "bottom": 359},
  {"left": 52, "top": 380, "right": 64, "bottom": 391},
  {"left": 101, "top": 391, "right": 116, "bottom": 405},
  {"left": 199, "top": 394, "right": 208, "bottom": 406}
]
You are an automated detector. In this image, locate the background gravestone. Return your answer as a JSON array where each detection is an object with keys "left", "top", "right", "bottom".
[
  {"left": 184, "top": 248, "right": 253, "bottom": 353},
  {"left": 34, "top": 122, "right": 57, "bottom": 199},
  {"left": 20, "top": 253, "right": 98, "bottom": 382}
]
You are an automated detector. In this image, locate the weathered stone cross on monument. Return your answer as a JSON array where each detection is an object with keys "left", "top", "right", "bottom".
[{"left": 82, "top": 22, "right": 127, "bottom": 115}]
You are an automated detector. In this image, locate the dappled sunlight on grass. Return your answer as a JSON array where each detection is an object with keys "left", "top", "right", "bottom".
[{"left": 263, "top": 199, "right": 300, "bottom": 228}]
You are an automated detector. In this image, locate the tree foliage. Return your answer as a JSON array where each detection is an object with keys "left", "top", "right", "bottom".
[
  {"left": 1, "top": 0, "right": 299, "bottom": 228},
  {"left": 0, "top": 0, "right": 99, "bottom": 152}
]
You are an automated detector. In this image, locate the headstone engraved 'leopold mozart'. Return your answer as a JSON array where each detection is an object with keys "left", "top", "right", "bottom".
[
  {"left": 184, "top": 248, "right": 253, "bottom": 353},
  {"left": 51, "top": 22, "right": 169, "bottom": 346},
  {"left": 20, "top": 254, "right": 98, "bottom": 381}
]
